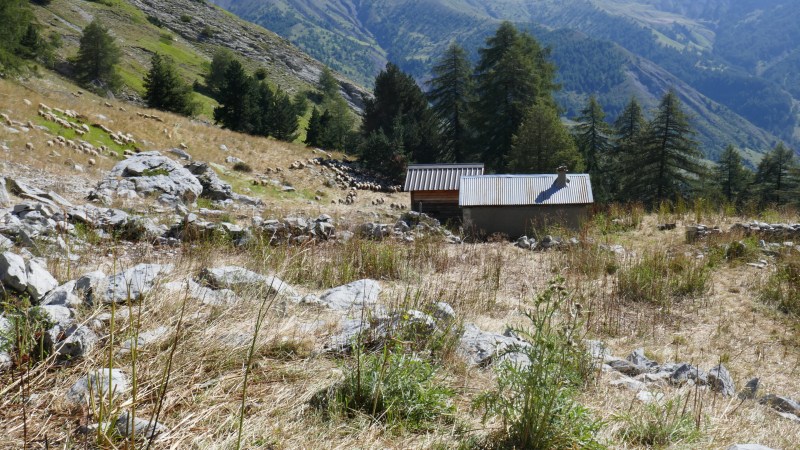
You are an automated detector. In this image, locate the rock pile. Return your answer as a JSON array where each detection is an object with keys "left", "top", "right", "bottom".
[
  {"left": 595, "top": 341, "right": 800, "bottom": 422},
  {"left": 357, "top": 211, "right": 461, "bottom": 244},
  {"left": 732, "top": 221, "right": 800, "bottom": 238}
]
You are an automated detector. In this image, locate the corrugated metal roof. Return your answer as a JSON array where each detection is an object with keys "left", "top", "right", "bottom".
[
  {"left": 404, "top": 164, "right": 485, "bottom": 191},
  {"left": 459, "top": 174, "right": 594, "bottom": 206}
]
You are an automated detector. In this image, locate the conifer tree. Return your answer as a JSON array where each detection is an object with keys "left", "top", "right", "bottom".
[
  {"left": 0, "top": 0, "right": 32, "bottom": 69},
  {"left": 753, "top": 143, "right": 798, "bottom": 205},
  {"left": 715, "top": 144, "right": 751, "bottom": 204},
  {"left": 613, "top": 97, "right": 647, "bottom": 201},
  {"left": 318, "top": 66, "right": 339, "bottom": 100},
  {"left": 625, "top": 90, "right": 703, "bottom": 205},
  {"left": 305, "top": 106, "right": 322, "bottom": 147},
  {"left": 509, "top": 104, "right": 583, "bottom": 174},
  {"left": 361, "top": 63, "right": 438, "bottom": 174},
  {"left": 144, "top": 53, "right": 196, "bottom": 116},
  {"left": 574, "top": 96, "right": 613, "bottom": 200},
  {"left": 213, "top": 59, "right": 253, "bottom": 132},
  {"left": 472, "top": 22, "right": 558, "bottom": 172},
  {"left": 74, "top": 20, "right": 122, "bottom": 92},
  {"left": 269, "top": 88, "right": 300, "bottom": 141},
  {"left": 204, "top": 48, "right": 235, "bottom": 99},
  {"left": 427, "top": 42, "right": 474, "bottom": 162}
]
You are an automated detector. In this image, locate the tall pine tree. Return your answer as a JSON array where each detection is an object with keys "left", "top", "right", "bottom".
[
  {"left": 753, "top": 143, "right": 798, "bottom": 205},
  {"left": 574, "top": 96, "right": 613, "bottom": 200},
  {"left": 213, "top": 60, "right": 253, "bottom": 132},
  {"left": 624, "top": 90, "right": 703, "bottom": 205},
  {"left": 472, "top": 22, "right": 558, "bottom": 172},
  {"left": 427, "top": 42, "right": 474, "bottom": 163},
  {"left": 74, "top": 20, "right": 122, "bottom": 92},
  {"left": 361, "top": 63, "right": 438, "bottom": 178},
  {"left": 715, "top": 144, "right": 751, "bottom": 205},
  {"left": 0, "top": 0, "right": 32, "bottom": 69}
]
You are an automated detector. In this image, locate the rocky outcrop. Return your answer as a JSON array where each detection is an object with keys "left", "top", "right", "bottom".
[
  {"left": 90, "top": 151, "right": 203, "bottom": 204},
  {"left": 311, "top": 279, "right": 381, "bottom": 311}
]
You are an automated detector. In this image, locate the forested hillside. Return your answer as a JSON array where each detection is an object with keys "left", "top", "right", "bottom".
[{"left": 210, "top": 0, "right": 800, "bottom": 162}]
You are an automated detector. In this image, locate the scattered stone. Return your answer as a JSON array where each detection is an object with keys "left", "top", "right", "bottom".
[
  {"left": 458, "top": 323, "right": 530, "bottom": 367},
  {"left": 25, "top": 259, "right": 58, "bottom": 300},
  {"left": 163, "top": 279, "right": 239, "bottom": 306},
  {"left": 738, "top": 378, "right": 760, "bottom": 400},
  {"left": 315, "top": 279, "right": 381, "bottom": 310},
  {"left": 119, "top": 326, "right": 170, "bottom": 354},
  {"left": 116, "top": 411, "right": 168, "bottom": 439},
  {"left": 759, "top": 394, "right": 800, "bottom": 416},
  {"left": 627, "top": 348, "right": 659, "bottom": 372},
  {"left": 608, "top": 358, "right": 647, "bottom": 376},
  {"left": 199, "top": 266, "right": 296, "bottom": 298},
  {"left": 637, "top": 391, "right": 664, "bottom": 404},
  {"left": 430, "top": 302, "right": 455, "bottom": 322},
  {"left": 0, "top": 251, "right": 28, "bottom": 292},
  {"left": 40, "top": 280, "right": 83, "bottom": 308},
  {"left": 103, "top": 264, "right": 173, "bottom": 303},
  {"left": 708, "top": 364, "right": 736, "bottom": 397},
  {"left": 67, "top": 368, "right": 129, "bottom": 404},
  {"left": 75, "top": 270, "right": 106, "bottom": 303},
  {"left": 55, "top": 325, "right": 99, "bottom": 360},
  {"left": 669, "top": 363, "right": 708, "bottom": 386},
  {"left": 610, "top": 376, "right": 648, "bottom": 392}
]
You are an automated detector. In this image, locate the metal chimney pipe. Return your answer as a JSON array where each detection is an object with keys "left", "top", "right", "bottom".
[{"left": 556, "top": 165, "right": 569, "bottom": 187}]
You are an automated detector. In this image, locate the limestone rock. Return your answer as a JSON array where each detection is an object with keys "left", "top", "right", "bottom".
[
  {"left": 316, "top": 279, "right": 381, "bottom": 310},
  {"left": 458, "top": 323, "right": 530, "bottom": 367},
  {"left": 90, "top": 151, "right": 203, "bottom": 203},
  {"left": 103, "top": 264, "right": 173, "bottom": 303},
  {"left": 116, "top": 411, "right": 168, "bottom": 439},
  {"left": 25, "top": 259, "right": 58, "bottom": 300},
  {"left": 67, "top": 368, "right": 129, "bottom": 404},
  {"left": 55, "top": 325, "right": 99, "bottom": 360},
  {"left": 759, "top": 394, "right": 800, "bottom": 416},
  {"left": 738, "top": 377, "right": 760, "bottom": 400},
  {"left": 0, "top": 251, "right": 27, "bottom": 292},
  {"left": 41, "top": 281, "right": 84, "bottom": 307},
  {"left": 726, "top": 445, "right": 777, "bottom": 450}
]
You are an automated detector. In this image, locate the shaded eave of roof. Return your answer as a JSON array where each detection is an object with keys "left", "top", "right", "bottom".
[{"left": 459, "top": 174, "right": 594, "bottom": 206}]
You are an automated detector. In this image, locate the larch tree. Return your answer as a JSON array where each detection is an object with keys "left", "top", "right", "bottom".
[
  {"left": 508, "top": 103, "right": 583, "bottom": 174},
  {"left": 472, "top": 22, "right": 558, "bottom": 172},
  {"left": 574, "top": 95, "right": 613, "bottom": 200},
  {"left": 753, "top": 143, "right": 798, "bottom": 205},
  {"left": 360, "top": 62, "right": 438, "bottom": 179},
  {"left": 625, "top": 90, "right": 703, "bottom": 205},
  {"left": 427, "top": 42, "right": 474, "bottom": 163},
  {"left": 715, "top": 144, "right": 751, "bottom": 204}
]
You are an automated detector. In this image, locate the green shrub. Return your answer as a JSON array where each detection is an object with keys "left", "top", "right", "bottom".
[
  {"left": 179, "top": 14, "right": 192, "bottom": 23},
  {"left": 760, "top": 255, "right": 800, "bottom": 316},
  {"left": 232, "top": 161, "right": 253, "bottom": 173},
  {"left": 317, "top": 344, "right": 454, "bottom": 432},
  {"left": 474, "top": 279, "right": 605, "bottom": 449},
  {"left": 614, "top": 395, "right": 702, "bottom": 447}
]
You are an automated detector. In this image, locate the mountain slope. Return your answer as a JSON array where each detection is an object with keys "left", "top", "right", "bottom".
[
  {"left": 210, "top": 0, "right": 798, "bottom": 161},
  {"left": 30, "top": 0, "right": 369, "bottom": 113}
]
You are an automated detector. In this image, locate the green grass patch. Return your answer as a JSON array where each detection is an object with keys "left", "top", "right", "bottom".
[
  {"left": 35, "top": 116, "right": 132, "bottom": 157},
  {"left": 616, "top": 251, "right": 711, "bottom": 306},
  {"left": 314, "top": 344, "right": 455, "bottom": 432},
  {"left": 760, "top": 253, "right": 800, "bottom": 317}
]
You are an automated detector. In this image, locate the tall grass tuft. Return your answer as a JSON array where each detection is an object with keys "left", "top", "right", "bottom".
[
  {"left": 759, "top": 253, "right": 800, "bottom": 316},
  {"left": 614, "top": 394, "right": 703, "bottom": 447},
  {"left": 474, "top": 279, "right": 605, "bottom": 449},
  {"left": 616, "top": 251, "right": 710, "bottom": 306}
]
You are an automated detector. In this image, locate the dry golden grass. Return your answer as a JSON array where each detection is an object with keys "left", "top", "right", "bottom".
[{"left": 2, "top": 75, "right": 800, "bottom": 448}]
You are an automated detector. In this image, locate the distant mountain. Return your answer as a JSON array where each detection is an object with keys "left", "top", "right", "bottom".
[{"left": 209, "top": 0, "right": 800, "bottom": 163}]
